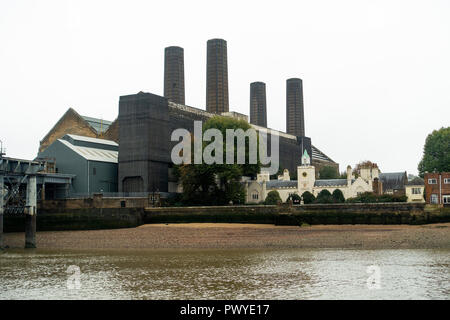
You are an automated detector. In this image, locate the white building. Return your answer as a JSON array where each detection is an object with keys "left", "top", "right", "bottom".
[
  {"left": 245, "top": 150, "right": 377, "bottom": 203},
  {"left": 405, "top": 177, "right": 425, "bottom": 203}
]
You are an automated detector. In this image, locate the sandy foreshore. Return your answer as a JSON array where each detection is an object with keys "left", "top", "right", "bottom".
[{"left": 3, "top": 223, "right": 450, "bottom": 250}]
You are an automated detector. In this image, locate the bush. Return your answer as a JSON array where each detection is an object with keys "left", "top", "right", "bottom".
[
  {"left": 265, "top": 190, "right": 282, "bottom": 205},
  {"left": 315, "top": 189, "right": 334, "bottom": 204},
  {"left": 287, "top": 193, "right": 301, "bottom": 204},
  {"left": 332, "top": 189, "right": 345, "bottom": 203},
  {"left": 301, "top": 191, "right": 316, "bottom": 204},
  {"left": 163, "top": 193, "right": 184, "bottom": 207},
  {"left": 346, "top": 192, "right": 408, "bottom": 203}
]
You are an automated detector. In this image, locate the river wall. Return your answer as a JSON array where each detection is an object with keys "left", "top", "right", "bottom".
[
  {"left": 3, "top": 203, "right": 450, "bottom": 232},
  {"left": 4, "top": 208, "right": 144, "bottom": 232},
  {"left": 144, "top": 203, "right": 449, "bottom": 225}
]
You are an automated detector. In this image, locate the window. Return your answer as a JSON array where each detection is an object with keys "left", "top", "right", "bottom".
[
  {"left": 430, "top": 194, "right": 438, "bottom": 204},
  {"left": 412, "top": 188, "right": 422, "bottom": 195},
  {"left": 93, "top": 167, "right": 96, "bottom": 176},
  {"left": 444, "top": 178, "right": 450, "bottom": 184},
  {"left": 252, "top": 192, "right": 259, "bottom": 200},
  {"left": 428, "top": 178, "right": 437, "bottom": 184},
  {"left": 443, "top": 195, "right": 450, "bottom": 204}
]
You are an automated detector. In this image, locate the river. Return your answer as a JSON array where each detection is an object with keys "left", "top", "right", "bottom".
[{"left": 0, "top": 248, "right": 448, "bottom": 299}]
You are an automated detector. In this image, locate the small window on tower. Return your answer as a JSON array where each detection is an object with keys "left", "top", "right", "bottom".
[{"left": 93, "top": 167, "right": 96, "bottom": 176}]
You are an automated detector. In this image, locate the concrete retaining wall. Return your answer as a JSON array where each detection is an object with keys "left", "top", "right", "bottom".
[
  {"left": 145, "top": 203, "right": 450, "bottom": 225},
  {"left": 4, "top": 208, "right": 144, "bottom": 232},
  {"left": 39, "top": 195, "right": 150, "bottom": 210},
  {"left": 4, "top": 203, "right": 449, "bottom": 233}
]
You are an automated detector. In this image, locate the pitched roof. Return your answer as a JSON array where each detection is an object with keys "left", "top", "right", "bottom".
[
  {"left": 406, "top": 177, "right": 424, "bottom": 186},
  {"left": 311, "top": 145, "right": 335, "bottom": 163},
  {"left": 266, "top": 180, "right": 298, "bottom": 189},
  {"left": 81, "top": 116, "right": 113, "bottom": 134},
  {"left": 58, "top": 139, "right": 118, "bottom": 163},
  {"left": 64, "top": 134, "right": 118, "bottom": 147},
  {"left": 379, "top": 172, "right": 407, "bottom": 190},
  {"left": 314, "top": 179, "right": 350, "bottom": 187}
]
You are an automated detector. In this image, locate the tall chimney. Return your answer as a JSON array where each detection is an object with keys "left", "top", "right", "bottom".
[
  {"left": 164, "top": 46, "right": 185, "bottom": 104},
  {"left": 250, "top": 82, "right": 267, "bottom": 127},
  {"left": 286, "top": 78, "right": 305, "bottom": 136},
  {"left": 206, "top": 38, "right": 229, "bottom": 114}
]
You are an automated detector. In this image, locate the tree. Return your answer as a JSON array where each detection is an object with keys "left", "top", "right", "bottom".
[
  {"left": 319, "top": 165, "right": 339, "bottom": 179},
  {"left": 339, "top": 172, "right": 348, "bottom": 179},
  {"left": 264, "top": 190, "right": 282, "bottom": 205},
  {"left": 301, "top": 191, "right": 315, "bottom": 204},
  {"left": 287, "top": 193, "right": 301, "bottom": 204},
  {"left": 315, "top": 189, "right": 334, "bottom": 204},
  {"left": 418, "top": 127, "right": 450, "bottom": 177},
  {"left": 178, "top": 116, "right": 261, "bottom": 205},
  {"left": 346, "top": 192, "right": 407, "bottom": 203},
  {"left": 332, "top": 189, "right": 345, "bottom": 203}
]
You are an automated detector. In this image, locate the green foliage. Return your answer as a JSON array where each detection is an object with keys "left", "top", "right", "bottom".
[
  {"left": 319, "top": 166, "right": 339, "bottom": 179},
  {"left": 339, "top": 172, "right": 348, "bottom": 179},
  {"left": 346, "top": 192, "right": 407, "bottom": 203},
  {"left": 177, "top": 116, "right": 261, "bottom": 206},
  {"left": 202, "top": 116, "right": 261, "bottom": 178},
  {"left": 418, "top": 127, "right": 450, "bottom": 177},
  {"left": 163, "top": 193, "right": 184, "bottom": 207},
  {"left": 301, "top": 191, "right": 315, "bottom": 204},
  {"left": 332, "top": 189, "right": 345, "bottom": 203},
  {"left": 315, "top": 189, "right": 335, "bottom": 204},
  {"left": 287, "top": 193, "right": 301, "bottom": 204},
  {"left": 264, "top": 190, "right": 282, "bottom": 205}
]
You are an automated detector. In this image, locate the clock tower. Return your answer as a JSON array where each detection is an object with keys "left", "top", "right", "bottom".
[{"left": 297, "top": 150, "right": 315, "bottom": 193}]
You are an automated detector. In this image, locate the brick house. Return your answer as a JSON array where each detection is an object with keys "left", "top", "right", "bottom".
[{"left": 424, "top": 172, "right": 450, "bottom": 205}]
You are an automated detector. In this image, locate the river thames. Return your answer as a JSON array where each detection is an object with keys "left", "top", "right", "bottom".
[{"left": 0, "top": 248, "right": 448, "bottom": 300}]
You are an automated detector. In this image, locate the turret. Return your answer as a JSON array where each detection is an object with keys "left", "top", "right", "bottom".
[{"left": 347, "top": 165, "right": 352, "bottom": 186}]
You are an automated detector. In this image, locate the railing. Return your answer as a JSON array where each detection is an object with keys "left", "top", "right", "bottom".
[{"left": 52, "top": 192, "right": 174, "bottom": 199}]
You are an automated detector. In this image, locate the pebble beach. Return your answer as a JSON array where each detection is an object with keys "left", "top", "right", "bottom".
[{"left": 3, "top": 223, "right": 450, "bottom": 250}]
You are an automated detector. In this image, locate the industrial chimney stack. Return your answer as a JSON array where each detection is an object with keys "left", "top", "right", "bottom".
[
  {"left": 206, "top": 39, "right": 229, "bottom": 114},
  {"left": 164, "top": 46, "right": 185, "bottom": 105},
  {"left": 286, "top": 78, "right": 305, "bottom": 137},
  {"left": 249, "top": 82, "right": 267, "bottom": 127}
]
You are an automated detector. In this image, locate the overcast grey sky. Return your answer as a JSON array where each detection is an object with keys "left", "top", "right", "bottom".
[{"left": 1, "top": 0, "right": 449, "bottom": 175}]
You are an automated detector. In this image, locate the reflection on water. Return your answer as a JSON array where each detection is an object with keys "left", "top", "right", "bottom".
[{"left": 0, "top": 248, "right": 449, "bottom": 300}]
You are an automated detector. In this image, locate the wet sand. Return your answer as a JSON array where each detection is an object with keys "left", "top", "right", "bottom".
[{"left": 3, "top": 223, "right": 450, "bottom": 249}]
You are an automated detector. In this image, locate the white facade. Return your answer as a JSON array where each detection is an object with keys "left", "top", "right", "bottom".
[{"left": 245, "top": 163, "right": 375, "bottom": 204}]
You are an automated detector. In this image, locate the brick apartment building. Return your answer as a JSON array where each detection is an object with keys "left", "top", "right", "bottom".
[{"left": 424, "top": 172, "right": 450, "bottom": 205}]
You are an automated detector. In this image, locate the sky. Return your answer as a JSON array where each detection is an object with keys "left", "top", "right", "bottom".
[{"left": 0, "top": 0, "right": 449, "bottom": 175}]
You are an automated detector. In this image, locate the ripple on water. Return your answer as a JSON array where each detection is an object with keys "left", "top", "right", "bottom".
[{"left": 0, "top": 248, "right": 449, "bottom": 300}]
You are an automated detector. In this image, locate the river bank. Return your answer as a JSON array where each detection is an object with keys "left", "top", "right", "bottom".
[{"left": 3, "top": 223, "right": 450, "bottom": 250}]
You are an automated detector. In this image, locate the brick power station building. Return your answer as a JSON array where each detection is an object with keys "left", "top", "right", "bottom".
[{"left": 38, "top": 39, "right": 338, "bottom": 195}]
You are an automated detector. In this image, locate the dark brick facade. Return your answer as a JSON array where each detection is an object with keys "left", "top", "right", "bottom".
[
  {"left": 118, "top": 92, "right": 317, "bottom": 193},
  {"left": 118, "top": 92, "right": 170, "bottom": 193}
]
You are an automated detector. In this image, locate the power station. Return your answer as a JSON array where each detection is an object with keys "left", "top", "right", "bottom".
[{"left": 36, "top": 38, "right": 338, "bottom": 195}]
